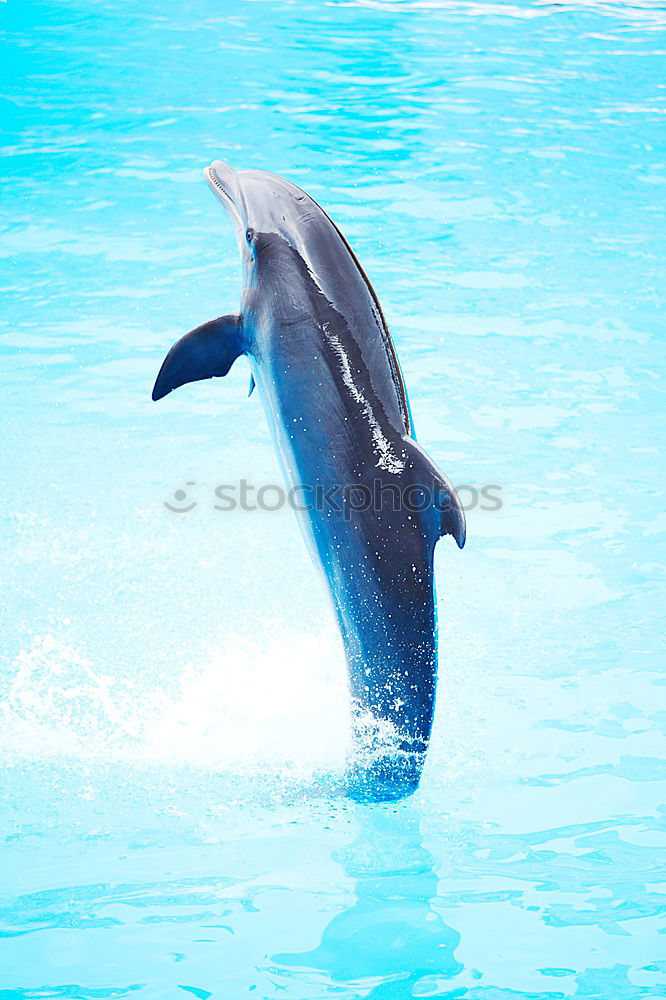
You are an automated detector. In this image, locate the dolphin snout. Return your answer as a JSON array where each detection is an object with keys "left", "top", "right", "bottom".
[{"left": 204, "top": 160, "right": 239, "bottom": 205}]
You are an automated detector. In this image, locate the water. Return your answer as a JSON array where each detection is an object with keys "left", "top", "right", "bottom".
[{"left": 1, "top": 0, "right": 665, "bottom": 995}]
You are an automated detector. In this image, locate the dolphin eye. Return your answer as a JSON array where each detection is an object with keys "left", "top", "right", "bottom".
[{"left": 245, "top": 228, "right": 254, "bottom": 244}]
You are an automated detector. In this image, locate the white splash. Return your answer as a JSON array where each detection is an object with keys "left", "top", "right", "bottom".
[{"left": 1, "top": 629, "right": 351, "bottom": 779}]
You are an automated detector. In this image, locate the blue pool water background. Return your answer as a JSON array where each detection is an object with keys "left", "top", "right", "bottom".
[{"left": 1, "top": 0, "right": 665, "bottom": 996}]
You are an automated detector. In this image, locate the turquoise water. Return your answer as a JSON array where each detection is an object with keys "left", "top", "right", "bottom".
[{"left": 2, "top": 0, "right": 666, "bottom": 996}]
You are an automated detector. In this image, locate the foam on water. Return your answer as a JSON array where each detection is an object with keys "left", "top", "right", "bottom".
[{"left": 2, "top": 629, "right": 352, "bottom": 775}]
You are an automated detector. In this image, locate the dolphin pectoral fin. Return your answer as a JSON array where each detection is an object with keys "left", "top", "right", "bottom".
[
  {"left": 403, "top": 438, "right": 466, "bottom": 549},
  {"left": 152, "top": 313, "right": 244, "bottom": 401},
  {"left": 248, "top": 373, "right": 256, "bottom": 397}
]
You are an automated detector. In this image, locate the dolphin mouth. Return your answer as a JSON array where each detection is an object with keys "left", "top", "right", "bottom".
[{"left": 204, "top": 161, "right": 243, "bottom": 229}]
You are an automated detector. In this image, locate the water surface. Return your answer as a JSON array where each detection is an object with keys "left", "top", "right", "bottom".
[{"left": 1, "top": 0, "right": 665, "bottom": 996}]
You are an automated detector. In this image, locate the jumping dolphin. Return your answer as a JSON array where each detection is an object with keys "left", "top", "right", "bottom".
[{"left": 152, "top": 162, "right": 465, "bottom": 801}]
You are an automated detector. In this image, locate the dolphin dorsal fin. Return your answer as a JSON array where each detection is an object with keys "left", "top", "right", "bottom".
[
  {"left": 152, "top": 313, "right": 245, "bottom": 401},
  {"left": 403, "top": 438, "right": 466, "bottom": 549}
]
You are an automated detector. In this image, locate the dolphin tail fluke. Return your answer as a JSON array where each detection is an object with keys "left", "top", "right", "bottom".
[
  {"left": 152, "top": 313, "right": 244, "bottom": 401},
  {"left": 404, "top": 438, "right": 466, "bottom": 550}
]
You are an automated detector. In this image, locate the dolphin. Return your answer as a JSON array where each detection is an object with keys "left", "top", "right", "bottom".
[{"left": 152, "top": 161, "right": 465, "bottom": 801}]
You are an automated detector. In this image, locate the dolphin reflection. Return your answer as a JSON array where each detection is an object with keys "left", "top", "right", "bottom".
[{"left": 272, "top": 805, "right": 462, "bottom": 995}]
